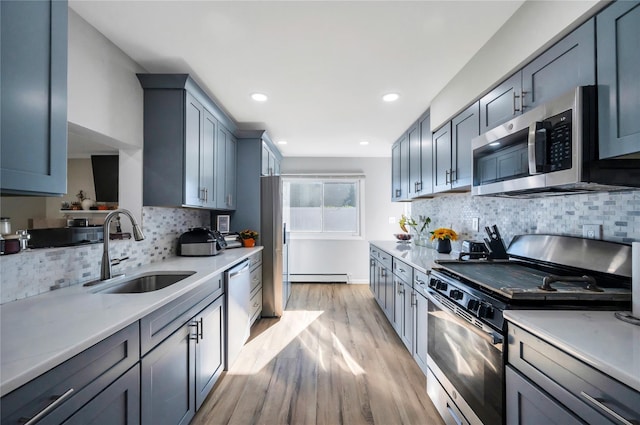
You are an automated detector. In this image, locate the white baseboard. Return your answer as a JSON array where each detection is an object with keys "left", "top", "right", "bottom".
[
  {"left": 290, "top": 274, "right": 349, "bottom": 283},
  {"left": 348, "top": 279, "right": 369, "bottom": 284}
]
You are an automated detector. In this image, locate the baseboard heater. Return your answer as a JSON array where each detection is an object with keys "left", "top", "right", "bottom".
[{"left": 290, "top": 274, "right": 349, "bottom": 283}]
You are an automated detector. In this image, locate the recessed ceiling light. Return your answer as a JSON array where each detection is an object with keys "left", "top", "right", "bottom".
[
  {"left": 360, "top": 141, "right": 369, "bottom": 145},
  {"left": 277, "top": 140, "right": 287, "bottom": 145},
  {"left": 251, "top": 93, "right": 268, "bottom": 102},
  {"left": 382, "top": 93, "right": 399, "bottom": 102},
  {"left": 490, "top": 142, "right": 500, "bottom": 147}
]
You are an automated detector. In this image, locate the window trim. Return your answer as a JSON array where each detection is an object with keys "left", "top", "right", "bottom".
[{"left": 283, "top": 175, "right": 365, "bottom": 240}]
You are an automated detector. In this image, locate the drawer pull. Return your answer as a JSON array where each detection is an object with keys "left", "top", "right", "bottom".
[
  {"left": 189, "top": 320, "right": 200, "bottom": 343},
  {"left": 253, "top": 302, "right": 259, "bottom": 308},
  {"left": 398, "top": 268, "right": 406, "bottom": 273},
  {"left": 20, "top": 388, "right": 75, "bottom": 425},
  {"left": 580, "top": 391, "right": 635, "bottom": 425}
]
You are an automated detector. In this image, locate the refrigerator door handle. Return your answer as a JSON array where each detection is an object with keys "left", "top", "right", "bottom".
[{"left": 283, "top": 223, "right": 287, "bottom": 245}]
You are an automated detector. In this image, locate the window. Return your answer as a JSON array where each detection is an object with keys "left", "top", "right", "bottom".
[{"left": 283, "top": 176, "right": 364, "bottom": 239}]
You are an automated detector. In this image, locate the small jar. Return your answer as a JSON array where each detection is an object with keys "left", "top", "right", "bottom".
[{"left": 0, "top": 217, "right": 11, "bottom": 235}]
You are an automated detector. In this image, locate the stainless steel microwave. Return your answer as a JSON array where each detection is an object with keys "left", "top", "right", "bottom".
[{"left": 471, "top": 86, "right": 640, "bottom": 197}]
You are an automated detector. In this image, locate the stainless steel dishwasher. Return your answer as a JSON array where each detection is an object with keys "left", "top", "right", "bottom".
[{"left": 225, "top": 260, "right": 251, "bottom": 369}]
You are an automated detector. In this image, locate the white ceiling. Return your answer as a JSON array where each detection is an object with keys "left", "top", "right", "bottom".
[{"left": 69, "top": 0, "right": 524, "bottom": 158}]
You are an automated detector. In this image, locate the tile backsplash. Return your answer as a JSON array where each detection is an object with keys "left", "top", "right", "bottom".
[
  {"left": 410, "top": 190, "right": 640, "bottom": 250},
  {"left": 0, "top": 207, "right": 210, "bottom": 304}
]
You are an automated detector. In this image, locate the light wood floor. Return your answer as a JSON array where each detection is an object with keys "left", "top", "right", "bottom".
[{"left": 193, "top": 284, "right": 445, "bottom": 425}]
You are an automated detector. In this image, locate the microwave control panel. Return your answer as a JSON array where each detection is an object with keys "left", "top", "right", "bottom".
[{"left": 546, "top": 109, "right": 572, "bottom": 171}]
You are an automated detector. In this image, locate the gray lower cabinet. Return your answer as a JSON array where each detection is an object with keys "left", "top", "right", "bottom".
[
  {"left": 412, "top": 271, "right": 429, "bottom": 376},
  {"left": 63, "top": 365, "right": 140, "bottom": 425},
  {"left": 249, "top": 254, "right": 263, "bottom": 325},
  {"left": 507, "top": 323, "right": 640, "bottom": 424},
  {"left": 393, "top": 277, "right": 404, "bottom": 335},
  {"left": 1, "top": 0, "right": 68, "bottom": 196},
  {"left": 0, "top": 323, "right": 139, "bottom": 425},
  {"left": 400, "top": 280, "right": 414, "bottom": 352},
  {"left": 195, "top": 296, "right": 225, "bottom": 410},
  {"left": 597, "top": 0, "right": 640, "bottom": 159},
  {"left": 506, "top": 366, "right": 583, "bottom": 425}
]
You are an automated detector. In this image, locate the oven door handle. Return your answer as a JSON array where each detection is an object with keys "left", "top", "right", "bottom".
[{"left": 426, "top": 289, "right": 504, "bottom": 349}]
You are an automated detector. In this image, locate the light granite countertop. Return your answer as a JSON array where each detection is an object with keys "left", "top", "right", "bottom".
[
  {"left": 0, "top": 247, "right": 262, "bottom": 396},
  {"left": 369, "top": 240, "right": 458, "bottom": 273},
  {"left": 504, "top": 310, "right": 640, "bottom": 392}
]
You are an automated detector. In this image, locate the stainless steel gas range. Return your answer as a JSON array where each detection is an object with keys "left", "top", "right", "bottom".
[{"left": 425, "top": 234, "right": 633, "bottom": 425}]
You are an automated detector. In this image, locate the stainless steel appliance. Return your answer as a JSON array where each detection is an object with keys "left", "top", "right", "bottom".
[
  {"left": 178, "top": 227, "right": 226, "bottom": 256},
  {"left": 260, "top": 176, "right": 290, "bottom": 317},
  {"left": 426, "top": 234, "right": 632, "bottom": 425},
  {"left": 472, "top": 86, "right": 640, "bottom": 197},
  {"left": 225, "top": 260, "right": 251, "bottom": 369}
]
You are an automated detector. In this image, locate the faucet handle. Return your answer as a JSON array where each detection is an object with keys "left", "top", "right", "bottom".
[{"left": 111, "top": 256, "right": 129, "bottom": 266}]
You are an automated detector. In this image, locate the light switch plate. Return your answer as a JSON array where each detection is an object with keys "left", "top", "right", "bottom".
[{"left": 582, "top": 224, "right": 602, "bottom": 240}]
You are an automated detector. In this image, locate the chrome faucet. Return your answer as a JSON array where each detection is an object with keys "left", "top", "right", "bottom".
[{"left": 101, "top": 209, "right": 145, "bottom": 280}]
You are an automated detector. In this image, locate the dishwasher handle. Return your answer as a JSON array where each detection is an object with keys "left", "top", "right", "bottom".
[{"left": 228, "top": 260, "right": 250, "bottom": 278}]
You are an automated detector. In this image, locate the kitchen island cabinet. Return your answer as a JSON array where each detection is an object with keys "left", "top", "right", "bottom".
[
  {"left": 1, "top": 0, "right": 68, "bottom": 196},
  {"left": 597, "top": 0, "right": 640, "bottom": 159}
]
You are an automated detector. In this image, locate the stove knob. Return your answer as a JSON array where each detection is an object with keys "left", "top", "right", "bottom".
[
  {"left": 429, "top": 279, "right": 438, "bottom": 289},
  {"left": 450, "top": 289, "right": 463, "bottom": 300},
  {"left": 477, "top": 304, "right": 495, "bottom": 319},
  {"left": 467, "top": 299, "right": 479, "bottom": 311},
  {"left": 436, "top": 281, "right": 448, "bottom": 291}
]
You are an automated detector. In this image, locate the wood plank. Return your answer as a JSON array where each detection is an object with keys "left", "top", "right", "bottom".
[{"left": 192, "top": 284, "right": 444, "bottom": 425}]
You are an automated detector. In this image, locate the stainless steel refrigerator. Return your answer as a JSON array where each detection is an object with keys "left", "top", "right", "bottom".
[{"left": 260, "top": 176, "right": 290, "bottom": 317}]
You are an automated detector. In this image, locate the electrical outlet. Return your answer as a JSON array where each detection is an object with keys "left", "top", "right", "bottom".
[
  {"left": 472, "top": 217, "right": 479, "bottom": 232},
  {"left": 389, "top": 216, "right": 396, "bottom": 224},
  {"left": 582, "top": 224, "right": 602, "bottom": 240}
]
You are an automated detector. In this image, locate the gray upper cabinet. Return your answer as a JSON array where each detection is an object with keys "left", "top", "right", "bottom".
[
  {"left": 391, "top": 134, "right": 410, "bottom": 201},
  {"left": 391, "top": 140, "right": 403, "bottom": 201},
  {"left": 451, "top": 102, "right": 479, "bottom": 190},
  {"left": 261, "top": 142, "right": 280, "bottom": 176},
  {"left": 597, "top": 1, "right": 640, "bottom": 159},
  {"left": 479, "top": 72, "right": 522, "bottom": 134},
  {"left": 407, "top": 121, "right": 421, "bottom": 198},
  {"left": 432, "top": 123, "right": 452, "bottom": 193},
  {"left": 522, "top": 18, "right": 595, "bottom": 111},
  {"left": 1, "top": 0, "right": 68, "bottom": 196},
  {"left": 480, "top": 18, "right": 595, "bottom": 134},
  {"left": 215, "top": 125, "right": 237, "bottom": 210},
  {"left": 419, "top": 112, "right": 433, "bottom": 195},
  {"left": 138, "top": 74, "right": 237, "bottom": 210}
]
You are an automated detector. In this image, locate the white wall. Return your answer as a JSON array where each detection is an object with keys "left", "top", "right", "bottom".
[
  {"left": 281, "top": 157, "right": 406, "bottom": 283},
  {"left": 430, "top": 0, "right": 605, "bottom": 129}
]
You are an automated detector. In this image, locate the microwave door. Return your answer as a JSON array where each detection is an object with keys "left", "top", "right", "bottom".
[{"left": 528, "top": 121, "right": 551, "bottom": 175}]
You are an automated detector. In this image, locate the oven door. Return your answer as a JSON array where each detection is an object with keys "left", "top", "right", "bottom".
[{"left": 427, "top": 289, "right": 504, "bottom": 425}]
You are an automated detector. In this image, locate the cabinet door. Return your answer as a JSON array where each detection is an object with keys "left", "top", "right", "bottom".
[
  {"left": 202, "top": 110, "right": 217, "bottom": 208},
  {"left": 273, "top": 157, "right": 281, "bottom": 176},
  {"left": 226, "top": 133, "right": 237, "bottom": 209},
  {"left": 432, "top": 123, "right": 452, "bottom": 193},
  {"left": 393, "top": 278, "right": 404, "bottom": 335},
  {"left": 506, "top": 366, "right": 583, "bottom": 425},
  {"left": 407, "top": 121, "right": 421, "bottom": 198},
  {"left": 184, "top": 92, "right": 204, "bottom": 207},
  {"left": 1, "top": 0, "right": 67, "bottom": 196},
  {"left": 400, "top": 281, "right": 414, "bottom": 352},
  {"left": 391, "top": 141, "right": 403, "bottom": 201},
  {"left": 413, "top": 292, "right": 428, "bottom": 376},
  {"left": 419, "top": 112, "right": 433, "bottom": 194},
  {"left": 451, "top": 102, "right": 479, "bottom": 189},
  {"left": 522, "top": 18, "right": 595, "bottom": 111},
  {"left": 195, "top": 296, "right": 225, "bottom": 410},
  {"left": 597, "top": 1, "right": 640, "bottom": 158},
  {"left": 141, "top": 324, "right": 195, "bottom": 425},
  {"left": 383, "top": 266, "right": 394, "bottom": 322},
  {"left": 399, "top": 135, "right": 410, "bottom": 200},
  {"left": 479, "top": 72, "right": 522, "bottom": 133},
  {"left": 369, "top": 256, "right": 376, "bottom": 296},
  {"left": 63, "top": 365, "right": 140, "bottom": 425}
]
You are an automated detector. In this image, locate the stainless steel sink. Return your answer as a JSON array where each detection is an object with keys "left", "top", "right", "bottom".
[{"left": 90, "top": 271, "right": 195, "bottom": 294}]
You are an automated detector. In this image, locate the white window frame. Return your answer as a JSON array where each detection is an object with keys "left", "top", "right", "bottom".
[{"left": 283, "top": 174, "right": 365, "bottom": 241}]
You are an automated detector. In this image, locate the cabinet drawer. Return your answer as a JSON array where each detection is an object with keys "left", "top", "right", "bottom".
[
  {"left": 249, "top": 251, "right": 262, "bottom": 270},
  {"left": 414, "top": 269, "right": 429, "bottom": 297},
  {"left": 392, "top": 258, "right": 412, "bottom": 284},
  {"left": 140, "top": 274, "right": 223, "bottom": 354},
  {"left": 1, "top": 323, "right": 139, "bottom": 425},
  {"left": 250, "top": 287, "right": 262, "bottom": 324},
  {"left": 508, "top": 324, "right": 640, "bottom": 424},
  {"left": 369, "top": 246, "right": 380, "bottom": 260},
  {"left": 250, "top": 265, "right": 262, "bottom": 293},
  {"left": 378, "top": 250, "right": 392, "bottom": 270}
]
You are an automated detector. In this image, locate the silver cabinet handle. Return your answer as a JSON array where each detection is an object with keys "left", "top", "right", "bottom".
[
  {"left": 513, "top": 91, "right": 521, "bottom": 114},
  {"left": 580, "top": 392, "right": 635, "bottom": 425},
  {"left": 521, "top": 90, "right": 528, "bottom": 110},
  {"left": 189, "top": 320, "right": 199, "bottom": 343},
  {"left": 450, "top": 169, "right": 456, "bottom": 183},
  {"left": 20, "top": 388, "right": 75, "bottom": 425},
  {"left": 445, "top": 169, "right": 450, "bottom": 185},
  {"left": 253, "top": 301, "right": 259, "bottom": 308},
  {"left": 199, "top": 317, "right": 204, "bottom": 340},
  {"left": 398, "top": 267, "right": 406, "bottom": 273},
  {"left": 415, "top": 278, "right": 425, "bottom": 286},
  {"left": 395, "top": 189, "right": 401, "bottom": 197},
  {"left": 229, "top": 261, "right": 250, "bottom": 277}
]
